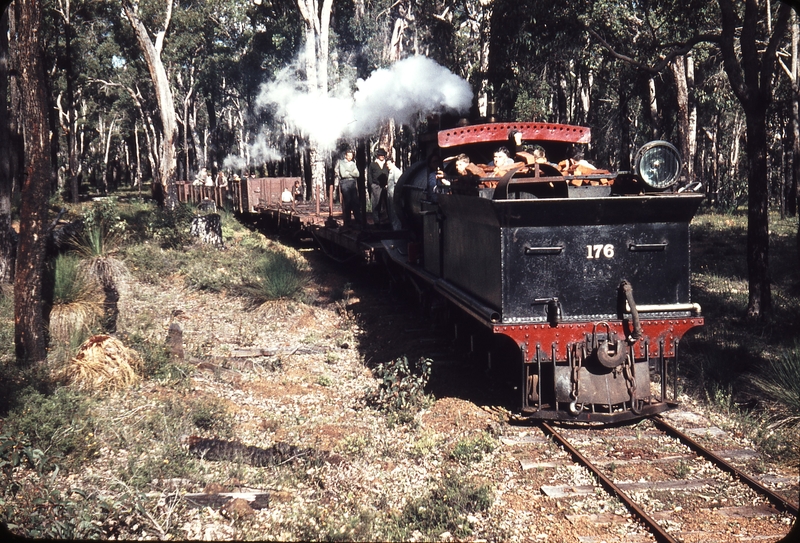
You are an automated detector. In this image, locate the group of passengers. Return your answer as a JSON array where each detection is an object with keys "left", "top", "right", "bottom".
[
  {"left": 334, "top": 130, "right": 547, "bottom": 229},
  {"left": 334, "top": 147, "right": 402, "bottom": 229}
]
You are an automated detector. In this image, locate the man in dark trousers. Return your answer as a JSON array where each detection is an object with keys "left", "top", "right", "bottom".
[
  {"left": 335, "top": 149, "right": 361, "bottom": 227},
  {"left": 367, "top": 148, "right": 389, "bottom": 226}
]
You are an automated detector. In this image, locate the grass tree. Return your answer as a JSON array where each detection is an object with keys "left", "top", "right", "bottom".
[
  {"left": 70, "top": 214, "right": 128, "bottom": 334},
  {"left": 47, "top": 253, "right": 103, "bottom": 355}
]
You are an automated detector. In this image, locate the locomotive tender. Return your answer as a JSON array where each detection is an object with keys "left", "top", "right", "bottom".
[{"left": 383, "top": 121, "right": 704, "bottom": 423}]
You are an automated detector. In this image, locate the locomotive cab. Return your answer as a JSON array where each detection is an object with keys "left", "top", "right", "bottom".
[{"left": 389, "top": 122, "right": 704, "bottom": 423}]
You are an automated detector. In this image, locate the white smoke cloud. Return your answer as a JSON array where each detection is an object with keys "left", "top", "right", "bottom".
[
  {"left": 256, "top": 66, "right": 355, "bottom": 150},
  {"left": 222, "top": 130, "right": 283, "bottom": 171},
  {"left": 349, "top": 56, "right": 473, "bottom": 136},
  {"left": 255, "top": 55, "right": 473, "bottom": 151}
]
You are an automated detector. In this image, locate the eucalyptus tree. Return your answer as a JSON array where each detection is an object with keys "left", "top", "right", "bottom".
[
  {"left": 334, "top": 0, "right": 490, "bottom": 158},
  {"left": 292, "top": 0, "right": 333, "bottom": 198},
  {"left": 45, "top": 0, "right": 133, "bottom": 197},
  {"left": 487, "top": 0, "right": 634, "bottom": 165},
  {"left": 0, "top": 5, "right": 14, "bottom": 283},
  {"left": 718, "top": 0, "right": 791, "bottom": 319},
  {"left": 51, "top": 0, "right": 82, "bottom": 202},
  {"left": 121, "top": 0, "right": 180, "bottom": 208},
  {"left": 14, "top": 0, "right": 53, "bottom": 365},
  {"left": 776, "top": 10, "right": 799, "bottom": 219}
]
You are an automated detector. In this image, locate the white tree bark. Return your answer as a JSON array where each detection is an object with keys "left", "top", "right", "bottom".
[
  {"left": 122, "top": 0, "right": 179, "bottom": 207},
  {"left": 671, "top": 55, "right": 692, "bottom": 181},
  {"left": 102, "top": 116, "right": 117, "bottom": 194},
  {"left": 295, "top": 0, "right": 334, "bottom": 200}
]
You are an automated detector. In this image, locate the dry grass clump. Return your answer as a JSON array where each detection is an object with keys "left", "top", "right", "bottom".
[
  {"left": 49, "top": 301, "right": 103, "bottom": 347},
  {"left": 59, "top": 335, "right": 142, "bottom": 391}
]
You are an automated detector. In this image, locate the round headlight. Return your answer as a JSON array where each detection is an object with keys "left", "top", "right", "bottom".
[{"left": 633, "top": 141, "right": 681, "bottom": 190}]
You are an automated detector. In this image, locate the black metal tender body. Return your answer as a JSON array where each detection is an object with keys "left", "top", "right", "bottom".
[{"left": 385, "top": 121, "right": 704, "bottom": 423}]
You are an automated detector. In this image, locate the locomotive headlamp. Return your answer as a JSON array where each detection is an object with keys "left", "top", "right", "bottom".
[{"left": 633, "top": 141, "right": 682, "bottom": 190}]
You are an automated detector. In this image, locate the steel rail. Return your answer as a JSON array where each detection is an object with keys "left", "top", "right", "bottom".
[
  {"left": 652, "top": 415, "right": 799, "bottom": 516},
  {"left": 539, "top": 422, "right": 680, "bottom": 543}
]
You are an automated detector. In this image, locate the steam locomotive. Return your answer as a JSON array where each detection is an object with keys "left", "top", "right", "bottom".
[
  {"left": 379, "top": 122, "right": 704, "bottom": 423},
  {"left": 207, "top": 120, "right": 704, "bottom": 424}
]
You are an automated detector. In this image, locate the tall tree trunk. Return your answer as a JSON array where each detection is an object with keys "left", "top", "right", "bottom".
[
  {"left": 15, "top": 0, "right": 52, "bottom": 365},
  {"left": 618, "top": 76, "right": 631, "bottom": 171},
  {"left": 296, "top": 0, "right": 333, "bottom": 201},
  {"left": 134, "top": 120, "right": 142, "bottom": 193},
  {"left": 718, "top": 0, "right": 790, "bottom": 319},
  {"left": 0, "top": 5, "right": 16, "bottom": 283},
  {"left": 791, "top": 12, "right": 800, "bottom": 266},
  {"left": 647, "top": 76, "right": 661, "bottom": 139},
  {"left": 55, "top": 0, "right": 79, "bottom": 203},
  {"left": 743, "top": 107, "right": 771, "bottom": 318},
  {"left": 101, "top": 117, "right": 116, "bottom": 195},
  {"left": 671, "top": 55, "right": 692, "bottom": 182},
  {"left": 122, "top": 0, "right": 178, "bottom": 208},
  {"left": 687, "top": 53, "right": 697, "bottom": 180}
]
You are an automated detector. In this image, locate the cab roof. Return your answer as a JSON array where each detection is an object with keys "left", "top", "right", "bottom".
[{"left": 437, "top": 122, "right": 591, "bottom": 148}]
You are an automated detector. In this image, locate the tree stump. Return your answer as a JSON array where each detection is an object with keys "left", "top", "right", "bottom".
[
  {"left": 166, "top": 322, "right": 184, "bottom": 362},
  {"left": 198, "top": 199, "right": 217, "bottom": 213},
  {"left": 190, "top": 214, "right": 223, "bottom": 246}
]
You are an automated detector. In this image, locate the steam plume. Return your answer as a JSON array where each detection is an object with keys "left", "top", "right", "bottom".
[{"left": 256, "top": 55, "right": 473, "bottom": 151}]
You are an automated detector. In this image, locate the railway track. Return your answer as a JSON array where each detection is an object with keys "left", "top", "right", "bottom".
[{"left": 496, "top": 409, "right": 797, "bottom": 542}]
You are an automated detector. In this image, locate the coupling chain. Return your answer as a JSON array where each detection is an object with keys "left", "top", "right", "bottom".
[
  {"left": 622, "top": 349, "right": 641, "bottom": 414},
  {"left": 570, "top": 345, "right": 583, "bottom": 403}
]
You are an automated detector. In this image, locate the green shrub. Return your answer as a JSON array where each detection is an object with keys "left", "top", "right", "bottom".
[
  {"left": 450, "top": 433, "right": 497, "bottom": 464},
  {"left": 4, "top": 387, "right": 98, "bottom": 466},
  {"left": 239, "top": 232, "right": 272, "bottom": 251},
  {"left": 367, "top": 356, "right": 432, "bottom": 415},
  {"left": 752, "top": 341, "right": 800, "bottom": 429},
  {"left": 47, "top": 254, "right": 103, "bottom": 349},
  {"left": 400, "top": 472, "right": 492, "bottom": 537},
  {"left": 0, "top": 284, "right": 16, "bottom": 365},
  {"left": 124, "top": 332, "right": 189, "bottom": 385},
  {"left": 50, "top": 254, "right": 97, "bottom": 306},
  {"left": 143, "top": 204, "right": 196, "bottom": 248},
  {"left": 190, "top": 397, "right": 231, "bottom": 432},
  {"left": 122, "top": 244, "right": 184, "bottom": 284},
  {"left": 0, "top": 460, "right": 106, "bottom": 539},
  {"left": 181, "top": 245, "right": 240, "bottom": 292},
  {"left": 245, "top": 251, "right": 308, "bottom": 302},
  {"left": 80, "top": 198, "right": 126, "bottom": 236}
]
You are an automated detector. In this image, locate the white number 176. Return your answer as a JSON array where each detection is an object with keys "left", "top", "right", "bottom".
[{"left": 587, "top": 244, "right": 615, "bottom": 259}]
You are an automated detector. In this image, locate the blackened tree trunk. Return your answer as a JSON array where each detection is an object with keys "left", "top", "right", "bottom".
[
  {"left": 0, "top": 6, "right": 16, "bottom": 283},
  {"left": 14, "top": 0, "right": 52, "bottom": 365},
  {"left": 718, "top": 0, "right": 790, "bottom": 320},
  {"left": 743, "top": 108, "right": 771, "bottom": 318}
]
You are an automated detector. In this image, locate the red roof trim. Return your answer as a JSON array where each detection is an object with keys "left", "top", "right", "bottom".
[{"left": 438, "top": 122, "right": 592, "bottom": 148}]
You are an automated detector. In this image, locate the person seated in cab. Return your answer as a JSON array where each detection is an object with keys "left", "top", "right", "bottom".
[
  {"left": 489, "top": 146, "right": 520, "bottom": 177},
  {"left": 449, "top": 153, "right": 480, "bottom": 197},
  {"left": 490, "top": 146, "right": 515, "bottom": 167},
  {"left": 426, "top": 154, "right": 448, "bottom": 202}
]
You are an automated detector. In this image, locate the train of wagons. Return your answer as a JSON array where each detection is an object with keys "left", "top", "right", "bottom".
[{"left": 179, "top": 121, "right": 705, "bottom": 424}]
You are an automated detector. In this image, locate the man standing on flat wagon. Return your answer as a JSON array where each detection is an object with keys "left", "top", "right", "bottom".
[
  {"left": 336, "top": 149, "right": 361, "bottom": 227},
  {"left": 368, "top": 148, "right": 390, "bottom": 226}
]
